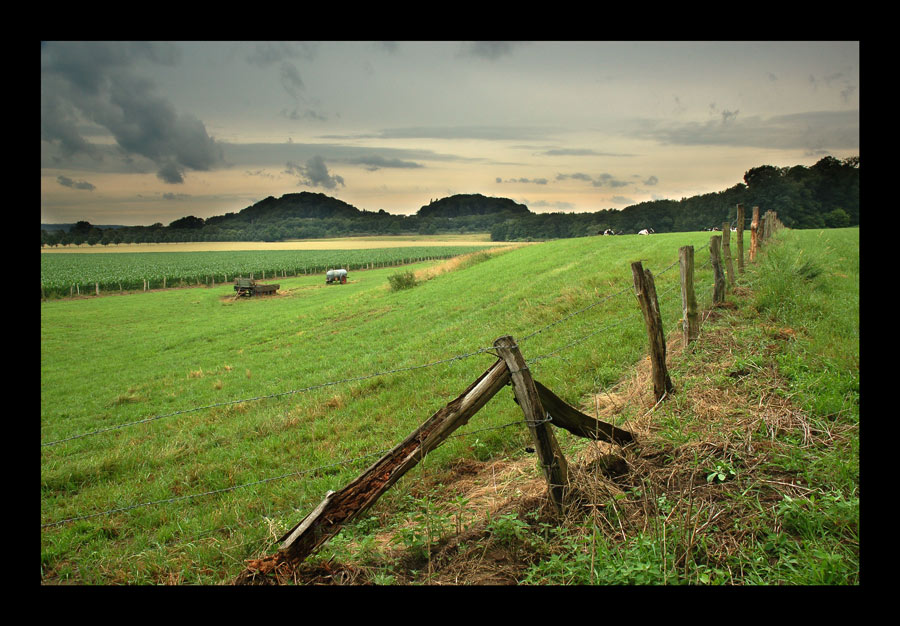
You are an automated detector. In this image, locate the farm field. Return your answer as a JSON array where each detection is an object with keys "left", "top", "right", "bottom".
[
  {"left": 40, "top": 243, "right": 501, "bottom": 299},
  {"left": 40, "top": 228, "right": 859, "bottom": 585},
  {"left": 40, "top": 233, "right": 513, "bottom": 253}
]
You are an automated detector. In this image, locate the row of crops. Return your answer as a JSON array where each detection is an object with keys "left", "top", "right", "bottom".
[{"left": 40, "top": 246, "right": 492, "bottom": 298}]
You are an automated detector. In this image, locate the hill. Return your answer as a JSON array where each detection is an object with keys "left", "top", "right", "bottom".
[{"left": 416, "top": 194, "right": 530, "bottom": 218}]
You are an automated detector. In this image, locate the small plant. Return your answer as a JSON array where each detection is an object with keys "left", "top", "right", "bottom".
[
  {"left": 387, "top": 271, "right": 418, "bottom": 291},
  {"left": 707, "top": 463, "right": 736, "bottom": 484}
]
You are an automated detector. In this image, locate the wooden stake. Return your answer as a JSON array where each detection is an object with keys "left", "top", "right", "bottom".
[
  {"left": 493, "top": 335, "right": 568, "bottom": 512},
  {"left": 736, "top": 204, "right": 745, "bottom": 274},
  {"left": 679, "top": 246, "right": 699, "bottom": 346},
  {"left": 750, "top": 206, "right": 759, "bottom": 262},
  {"left": 631, "top": 262, "right": 674, "bottom": 402},
  {"left": 710, "top": 236, "right": 726, "bottom": 305},
  {"left": 721, "top": 221, "right": 735, "bottom": 290}
]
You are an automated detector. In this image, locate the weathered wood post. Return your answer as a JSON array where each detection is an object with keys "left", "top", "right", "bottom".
[
  {"left": 631, "top": 261, "right": 674, "bottom": 402},
  {"left": 721, "top": 221, "right": 736, "bottom": 291},
  {"left": 750, "top": 206, "right": 760, "bottom": 262},
  {"left": 736, "top": 204, "right": 745, "bottom": 274},
  {"left": 710, "top": 235, "right": 726, "bottom": 305},
  {"left": 235, "top": 356, "right": 514, "bottom": 584},
  {"left": 679, "top": 246, "right": 699, "bottom": 346},
  {"left": 493, "top": 335, "right": 568, "bottom": 512}
]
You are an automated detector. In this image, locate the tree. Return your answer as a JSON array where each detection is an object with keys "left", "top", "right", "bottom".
[{"left": 168, "top": 215, "right": 205, "bottom": 229}]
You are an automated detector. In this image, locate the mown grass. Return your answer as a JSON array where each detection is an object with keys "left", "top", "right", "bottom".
[{"left": 41, "top": 228, "right": 859, "bottom": 585}]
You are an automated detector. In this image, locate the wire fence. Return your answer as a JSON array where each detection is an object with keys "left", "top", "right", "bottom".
[{"left": 41, "top": 220, "right": 770, "bottom": 570}]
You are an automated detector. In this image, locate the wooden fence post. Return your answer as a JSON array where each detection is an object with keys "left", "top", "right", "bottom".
[
  {"left": 493, "top": 335, "right": 568, "bottom": 512},
  {"left": 710, "top": 236, "right": 726, "bottom": 305},
  {"left": 736, "top": 204, "right": 745, "bottom": 274},
  {"left": 631, "top": 261, "right": 674, "bottom": 402},
  {"left": 721, "top": 221, "right": 735, "bottom": 291},
  {"left": 236, "top": 356, "right": 514, "bottom": 583},
  {"left": 750, "top": 206, "right": 760, "bottom": 262},
  {"left": 679, "top": 246, "right": 699, "bottom": 346}
]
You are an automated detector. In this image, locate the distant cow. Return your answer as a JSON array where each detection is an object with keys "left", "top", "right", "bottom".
[
  {"left": 638, "top": 228, "right": 655, "bottom": 235},
  {"left": 602, "top": 228, "right": 616, "bottom": 236}
]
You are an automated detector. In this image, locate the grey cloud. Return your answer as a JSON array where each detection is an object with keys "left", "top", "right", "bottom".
[
  {"left": 41, "top": 42, "right": 223, "bottom": 184},
  {"left": 721, "top": 109, "right": 739, "bottom": 124},
  {"left": 56, "top": 175, "right": 95, "bottom": 191},
  {"left": 459, "top": 42, "right": 522, "bottom": 60},
  {"left": 557, "top": 172, "right": 628, "bottom": 188},
  {"left": 282, "top": 107, "right": 328, "bottom": 122},
  {"left": 245, "top": 42, "right": 317, "bottom": 67},
  {"left": 497, "top": 177, "right": 548, "bottom": 185},
  {"left": 592, "top": 173, "right": 629, "bottom": 188},
  {"left": 280, "top": 62, "right": 305, "bottom": 100},
  {"left": 285, "top": 156, "right": 345, "bottom": 189},
  {"left": 157, "top": 161, "right": 185, "bottom": 184},
  {"left": 162, "top": 192, "right": 191, "bottom": 200},
  {"left": 627, "top": 110, "right": 859, "bottom": 151},
  {"left": 345, "top": 156, "right": 423, "bottom": 171},
  {"left": 643, "top": 175, "right": 659, "bottom": 186},
  {"left": 540, "top": 148, "right": 636, "bottom": 157},
  {"left": 611, "top": 196, "right": 634, "bottom": 205},
  {"left": 373, "top": 125, "right": 557, "bottom": 141}
]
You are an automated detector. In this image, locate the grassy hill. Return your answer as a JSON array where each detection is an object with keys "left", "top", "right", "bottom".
[{"left": 40, "top": 228, "right": 859, "bottom": 585}]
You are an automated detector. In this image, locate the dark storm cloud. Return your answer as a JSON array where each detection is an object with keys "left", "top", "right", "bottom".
[
  {"left": 56, "top": 175, "right": 95, "bottom": 191},
  {"left": 40, "top": 42, "right": 224, "bottom": 184},
  {"left": 285, "top": 156, "right": 345, "bottom": 189}
]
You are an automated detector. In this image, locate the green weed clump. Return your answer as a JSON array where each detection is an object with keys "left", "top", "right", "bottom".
[{"left": 387, "top": 271, "right": 418, "bottom": 291}]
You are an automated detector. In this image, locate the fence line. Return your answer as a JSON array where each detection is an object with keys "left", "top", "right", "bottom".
[
  {"left": 43, "top": 211, "right": 784, "bottom": 575},
  {"left": 42, "top": 256, "right": 684, "bottom": 451}
]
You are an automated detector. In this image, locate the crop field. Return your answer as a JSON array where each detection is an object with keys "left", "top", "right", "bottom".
[
  {"left": 40, "top": 229, "right": 859, "bottom": 585},
  {"left": 39, "top": 245, "right": 496, "bottom": 298}
]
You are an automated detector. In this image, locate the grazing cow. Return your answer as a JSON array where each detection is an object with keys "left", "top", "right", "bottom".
[
  {"left": 602, "top": 228, "right": 616, "bottom": 236},
  {"left": 638, "top": 228, "right": 655, "bottom": 235}
]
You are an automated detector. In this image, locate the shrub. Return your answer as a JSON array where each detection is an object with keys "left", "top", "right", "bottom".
[{"left": 388, "top": 271, "right": 418, "bottom": 291}]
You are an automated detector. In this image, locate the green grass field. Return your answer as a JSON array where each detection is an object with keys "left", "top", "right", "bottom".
[{"left": 40, "top": 228, "right": 859, "bottom": 585}]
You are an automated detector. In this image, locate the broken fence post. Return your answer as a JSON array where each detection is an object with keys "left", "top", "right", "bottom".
[
  {"left": 631, "top": 261, "right": 674, "bottom": 402},
  {"left": 493, "top": 335, "right": 569, "bottom": 513}
]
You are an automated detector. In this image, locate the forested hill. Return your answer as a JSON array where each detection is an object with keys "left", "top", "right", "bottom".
[
  {"left": 417, "top": 194, "right": 530, "bottom": 218},
  {"left": 41, "top": 156, "right": 858, "bottom": 247}
]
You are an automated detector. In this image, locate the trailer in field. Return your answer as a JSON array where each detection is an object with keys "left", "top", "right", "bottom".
[{"left": 234, "top": 277, "right": 280, "bottom": 296}]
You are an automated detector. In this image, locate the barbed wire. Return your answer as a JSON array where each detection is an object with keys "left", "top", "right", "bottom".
[
  {"left": 41, "top": 414, "right": 527, "bottom": 530},
  {"left": 41, "top": 344, "right": 499, "bottom": 448},
  {"left": 40, "top": 243, "right": 752, "bottom": 535}
]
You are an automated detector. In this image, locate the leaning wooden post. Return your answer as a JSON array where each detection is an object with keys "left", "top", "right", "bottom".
[
  {"left": 631, "top": 262, "right": 674, "bottom": 402},
  {"left": 679, "top": 246, "right": 699, "bottom": 346},
  {"left": 234, "top": 356, "right": 513, "bottom": 584},
  {"left": 721, "top": 221, "right": 735, "bottom": 291},
  {"left": 493, "top": 335, "right": 568, "bottom": 512},
  {"left": 736, "top": 204, "right": 745, "bottom": 274},
  {"left": 709, "top": 236, "right": 726, "bottom": 305},
  {"left": 749, "top": 206, "right": 760, "bottom": 262}
]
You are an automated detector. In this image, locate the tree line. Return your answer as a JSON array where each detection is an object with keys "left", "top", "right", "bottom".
[{"left": 41, "top": 156, "right": 858, "bottom": 248}]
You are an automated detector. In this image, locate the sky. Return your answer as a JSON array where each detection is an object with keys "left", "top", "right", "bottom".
[{"left": 40, "top": 41, "right": 860, "bottom": 227}]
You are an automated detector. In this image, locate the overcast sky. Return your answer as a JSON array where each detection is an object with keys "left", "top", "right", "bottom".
[{"left": 40, "top": 41, "right": 859, "bottom": 226}]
